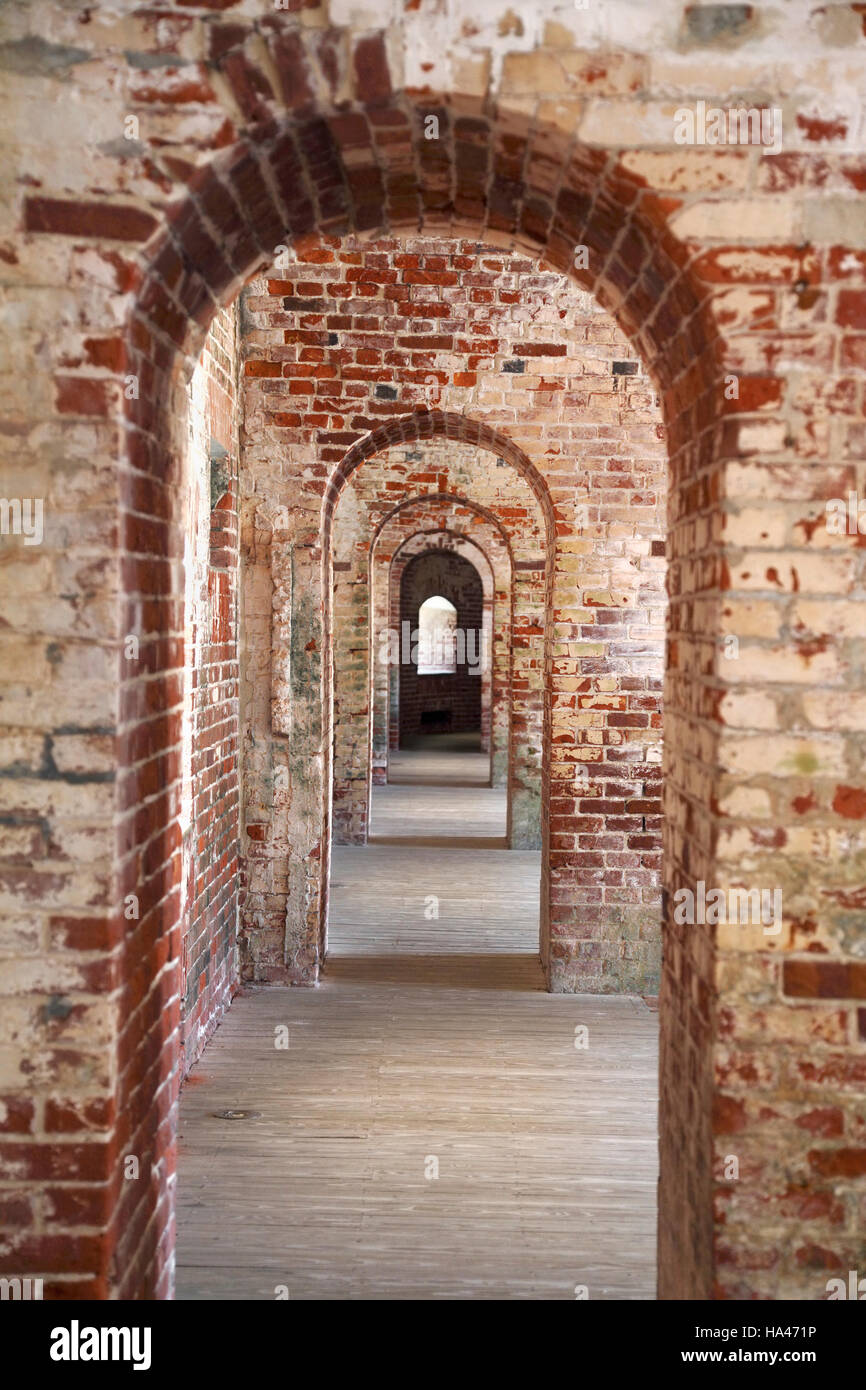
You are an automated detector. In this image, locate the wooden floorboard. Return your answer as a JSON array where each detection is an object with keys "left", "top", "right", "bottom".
[
  {"left": 176, "top": 762, "right": 659, "bottom": 1300},
  {"left": 371, "top": 783, "right": 506, "bottom": 841},
  {"left": 329, "top": 845, "right": 538, "bottom": 955}
]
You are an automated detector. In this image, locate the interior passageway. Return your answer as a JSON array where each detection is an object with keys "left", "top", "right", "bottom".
[
  {"left": 176, "top": 744, "right": 659, "bottom": 1300},
  {"left": 369, "top": 733, "right": 506, "bottom": 847},
  {"left": 6, "top": 4, "right": 862, "bottom": 1308},
  {"left": 333, "top": 734, "right": 519, "bottom": 952}
]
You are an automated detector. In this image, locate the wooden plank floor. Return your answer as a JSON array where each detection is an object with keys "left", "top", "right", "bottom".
[
  {"left": 329, "top": 845, "right": 538, "bottom": 955},
  {"left": 371, "top": 747, "right": 506, "bottom": 843},
  {"left": 387, "top": 743, "right": 492, "bottom": 786},
  {"left": 176, "top": 753, "right": 659, "bottom": 1300}
]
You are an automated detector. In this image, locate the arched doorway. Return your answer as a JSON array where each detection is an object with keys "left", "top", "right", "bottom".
[{"left": 14, "top": 55, "right": 767, "bottom": 1299}]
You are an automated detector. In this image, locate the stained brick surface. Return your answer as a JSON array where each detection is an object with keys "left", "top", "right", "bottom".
[{"left": 0, "top": 0, "right": 864, "bottom": 1306}]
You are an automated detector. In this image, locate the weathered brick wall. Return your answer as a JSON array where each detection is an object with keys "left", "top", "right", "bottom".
[
  {"left": 243, "top": 237, "right": 665, "bottom": 884},
  {"left": 113, "top": 302, "right": 242, "bottom": 1297},
  {"left": 397, "top": 549, "right": 484, "bottom": 741},
  {"left": 0, "top": 0, "right": 864, "bottom": 1305},
  {"left": 181, "top": 305, "right": 241, "bottom": 1076}
]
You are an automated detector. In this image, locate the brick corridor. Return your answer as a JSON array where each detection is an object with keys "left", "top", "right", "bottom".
[
  {"left": 332, "top": 742, "right": 525, "bottom": 951},
  {"left": 5, "top": 0, "right": 865, "bottom": 1303},
  {"left": 368, "top": 743, "right": 507, "bottom": 846},
  {"left": 176, "top": 763, "right": 658, "bottom": 1300}
]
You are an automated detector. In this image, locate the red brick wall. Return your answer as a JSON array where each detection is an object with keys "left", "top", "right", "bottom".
[
  {"left": 246, "top": 238, "right": 665, "bottom": 886},
  {"left": 5, "top": 6, "right": 865, "bottom": 1304},
  {"left": 102, "top": 302, "right": 243, "bottom": 1299},
  {"left": 181, "top": 306, "right": 241, "bottom": 1076}
]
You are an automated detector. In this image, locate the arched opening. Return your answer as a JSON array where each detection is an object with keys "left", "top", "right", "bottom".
[
  {"left": 325, "top": 424, "right": 546, "bottom": 992},
  {"left": 400, "top": 561, "right": 482, "bottom": 737},
  {"left": 18, "top": 57, "right": 764, "bottom": 1301},
  {"left": 7, "top": 5, "right": 863, "bottom": 1313},
  {"left": 387, "top": 535, "right": 498, "bottom": 786},
  {"left": 322, "top": 412, "right": 556, "bottom": 945},
  {"left": 125, "top": 146, "right": 695, "bottom": 1297},
  {"left": 368, "top": 497, "right": 516, "bottom": 805},
  {"left": 415, "top": 595, "right": 458, "bottom": 676},
  {"left": 124, "top": 148, "right": 693, "bottom": 1297}
]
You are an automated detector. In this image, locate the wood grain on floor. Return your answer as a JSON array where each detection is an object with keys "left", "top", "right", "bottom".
[
  {"left": 176, "top": 752, "right": 658, "bottom": 1300},
  {"left": 371, "top": 748, "right": 505, "bottom": 841}
]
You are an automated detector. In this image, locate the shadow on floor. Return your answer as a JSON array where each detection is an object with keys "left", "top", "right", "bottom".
[
  {"left": 322, "top": 952, "right": 545, "bottom": 990},
  {"left": 399, "top": 731, "right": 483, "bottom": 751}
]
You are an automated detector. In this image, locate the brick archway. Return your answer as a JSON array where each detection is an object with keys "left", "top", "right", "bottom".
[
  {"left": 396, "top": 546, "right": 486, "bottom": 743},
  {"left": 332, "top": 481, "right": 523, "bottom": 845},
  {"left": 384, "top": 525, "right": 505, "bottom": 792},
  {"left": 10, "top": 11, "right": 857, "bottom": 1302},
  {"left": 27, "top": 98, "right": 720, "bottom": 1297},
  {"left": 324, "top": 409, "right": 558, "bottom": 535},
  {"left": 322, "top": 412, "right": 555, "bottom": 950},
  {"left": 342, "top": 483, "right": 542, "bottom": 850}
]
